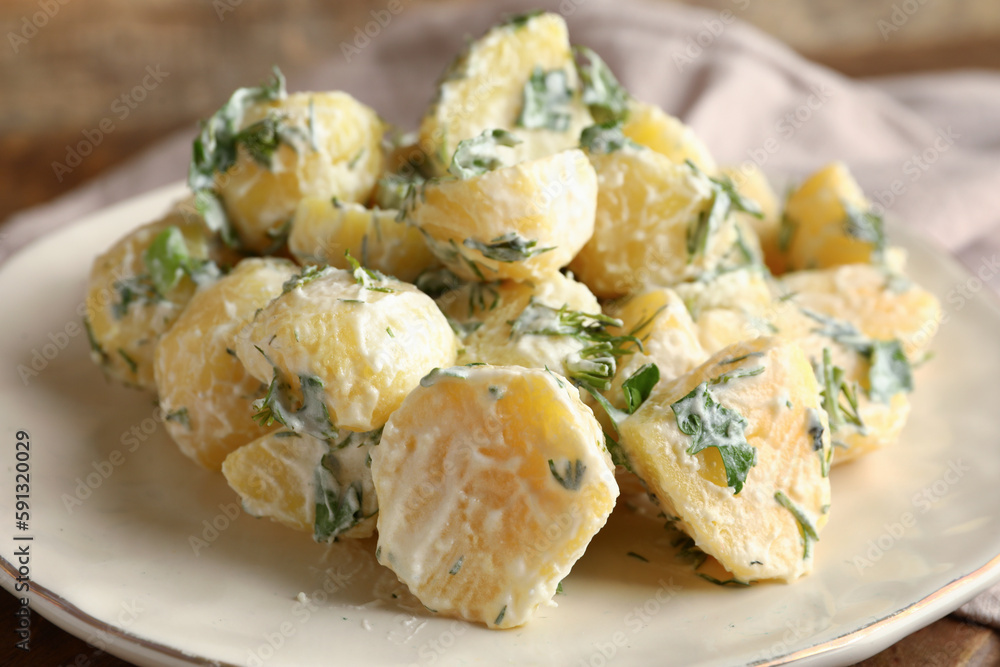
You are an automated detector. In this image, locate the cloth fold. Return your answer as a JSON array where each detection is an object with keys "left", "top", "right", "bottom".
[{"left": 1, "top": 0, "right": 998, "bottom": 630}]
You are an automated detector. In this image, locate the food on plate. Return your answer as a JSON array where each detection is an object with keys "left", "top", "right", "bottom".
[
  {"left": 234, "top": 264, "right": 458, "bottom": 435},
  {"left": 405, "top": 145, "right": 597, "bottom": 282},
  {"left": 189, "top": 71, "right": 384, "bottom": 253},
  {"left": 288, "top": 197, "right": 438, "bottom": 282},
  {"left": 417, "top": 11, "right": 593, "bottom": 176},
  {"left": 618, "top": 337, "right": 832, "bottom": 582},
  {"left": 222, "top": 428, "right": 380, "bottom": 540},
  {"left": 84, "top": 201, "right": 236, "bottom": 390},
  {"left": 371, "top": 364, "right": 618, "bottom": 628},
  {"left": 154, "top": 257, "right": 298, "bottom": 470},
  {"left": 568, "top": 139, "right": 758, "bottom": 298},
  {"left": 82, "top": 9, "right": 941, "bottom": 630}
]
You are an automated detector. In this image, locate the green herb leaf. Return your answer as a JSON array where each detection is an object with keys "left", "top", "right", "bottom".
[
  {"left": 188, "top": 66, "right": 288, "bottom": 192},
  {"left": 867, "top": 339, "right": 913, "bottom": 403},
  {"left": 83, "top": 317, "right": 110, "bottom": 366},
  {"left": 448, "top": 129, "right": 521, "bottom": 179},
  {"left": 777, "top": 212, "right": 796, "bottom": 252},
  {"left": 685, "top": 161, "right": 763, "bottom": 260},
  {"left": 494, "top": 606, "right": 507, "bottom": 626},
  {"left": 548, "top": 459, "right": 586, "bottom": 491},
  {"left": 517, "top": 67, "right": 574, "bottom": 131},
  {"left": 117, "top": 348, "right": 138, "bottom": 375},
  {"left": 842, "top": 200, "right": 886, "bottom": 256},
  {"left": 574, "top": 46, "right": 630, "bottom": 124},
  {"left": 251, "top": 349, "right": 338, "bottom": 440},
  {"left": 509, "top": 299, "right": 637, "bottom": 392},
  {"left": 671, "top": 382, "right": 756, "bottom": 494},
  {"left": 774, "top": 490, "right": 818, "bottom": 559},
  {"left": 463, "top": 232, "right": 554, "bottom": 263},
  {"left": 111, "top": 275, "right": 160, "bottom": 320},
  {"left": 449, "top": 556, "right": 464, "bottom": 575},
  {"left": 622, "top": 363, "right": 660, "bottom": 414},
  {"left": 502, "top": 10, "right": 543, "bottom": 28},
  {"left": 579, "top": 121, "right": 635, "bottom": 154},
  {"left": 165, "top": 407, "right": 191, "bottom": 429},
  {"left": 419, "top": 366, "right": 473, "bottom": 387},
  {"left": 697, "top": 574, "right": 751, "bottom": 587},
  {"left": 144, "top": 227, "right": 192, "bottom": 295},
  {"left": 344, "top": 250, "right": 395, "bottom": 292},
  {"left": 314, "top": 465, "right": 364, "bottom": 542},
  {"left": 282, "top": 265, "right": 334, "bottom": 294},
  {"left": 806, "top": 407, "right": 831, "bottom": 477},
  {"left": 815, "top": 347, "right": 865, "bottom": 434}
]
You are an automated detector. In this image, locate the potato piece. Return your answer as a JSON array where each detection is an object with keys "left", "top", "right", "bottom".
[
  {"left": 408, "top": 149, "right": 597, "bottom": 282},
  {"left": 222, "top": 429, "right": 380, "bottom": 540},
  {"left": 779, "top": 263, "right": 941, "bottom": 359},
  {"left": 773, "top": 263, "right": 940, "bottom": 464},
  {"left": 288, "top": 197, "right": 438, "bottom": 282},
  {"left": 218, "top": 91, "right": 384, "bottom": 253},
  {"left": 154, "top": 258, "right": 297, "bottom": 470},
  {"left": 84, "top": 204, "right": 236, "bottom": 391},
  {"left": 418, "top": 12, "right": 592, "bottom": 176},
  {"left": 606, "top": 288, "right": 707, "bottom": 409},
  {"left": 235, "top": 265, "right": 458, "bottom": 433},
  {"left": 782, "top": 162, "right": 881, "bottom": 271},
  {"left": 372, "top": 365, "right": 618, "bottom": 628},
  {"left": 437, "top": 271, "right": 622, "bottom": 383},
  {"left": 673, "top": 267, "right": 775, "bottom": 354},
  {"left": 619, "top": 337, "right": 831, "bottom": 582},
  {"left": 568, "top": 147, "right": 739, "bottom": 298},
  {"left": 622, "top": 100, "right": 717, "bottom": 173}
]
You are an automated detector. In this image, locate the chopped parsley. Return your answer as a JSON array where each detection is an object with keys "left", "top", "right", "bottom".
[
  {"left": 581, "top": 363, "right": 661, "bottom": 471},
  {"left": 449, "top": 556, "right": 464, "bottom": 575},
  {"left": 143, "top": 226, "right": 220, "bottom": 296},
  {"left": 345, "top": 250, "right": 395, "bottom": 292},
  {"left": 314, "top": 460, "right": 366, "bottom": 543},
  {"left": 517, "top": 67, "right": 573, "bottom": 131},
  {"left": 686, "top": 161, "right": 763, "bottom": 260},
  {"left": 117, "top": 348, "right": 138, "bottom": 375},
  {"left": 508, "top": 300, "right": 639, "bottom": 392},
  {"left": 282, "top": 265, "right": 334, "bottom": 294},
  {"left": 815, "top": 347, "right": 864, "bottom": 434},
  {"left": 574, "top": 46, "right": 630, "bottom": 124},
  {"left": 548, "top": 459, "right": 586, "bottom": 491},
  {"left": 670, "top": 382, "right": 756, "bottom": 494},
  {"left": 494, "top": 606, "right": 507, "bottom": 626},
  {"left": 251, "top": 349, "right": 338, "bottom": 440},
  {"left": 165, "top": 407, "right": 191, "bottom": 429},
  {"left": 502, "top": 10, "right": 543, "bottom": 28},
  {"left": 463, "top": 232, "right": 554, "bottom": 263},
  {"left": 448, "top": 129, "right": 521, "bottom": 179},
  {"left": 774, "top": 490, "right": 819, "bottom": 560},
  {"left": 868, "top": 340, "right": 914, "bottom": 403},
  {"left": 579, "top": 121, "right": 637, "bottom": 154},
  {"left": 804, "top": 311, "right": 914, "bottom": 404},
  {"left": 83, "top": 317, "right": 109, "bottom": 366},
  {"left": 842, "top": 200, "right": 886, "bottom": 259}
]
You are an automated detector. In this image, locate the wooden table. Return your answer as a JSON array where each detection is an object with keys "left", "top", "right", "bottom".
[{"left": 1, "top": 1, "right": 998, "bottom": 665}]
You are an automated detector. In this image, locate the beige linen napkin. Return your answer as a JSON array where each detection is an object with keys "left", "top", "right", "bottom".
[{"left": 1, "top": 0, "right": 998, "bottom": 629}]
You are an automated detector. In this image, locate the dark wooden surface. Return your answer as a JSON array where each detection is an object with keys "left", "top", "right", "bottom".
[{"left": 1, "top": 1, "right": 999, "bottom": 665}]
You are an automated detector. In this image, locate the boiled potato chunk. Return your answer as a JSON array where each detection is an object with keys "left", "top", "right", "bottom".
[
  {"left": 288, "top": 197, "right": 438, "bottom": 282},
  {"left": 235, "top": 265, "right": 458, "bottom": 433},
  {"left": 409, "top": 149, "right": 597, "bottom": 282},
  {"left": 418, "top": 12, "right": 592, "bottom": 175},
  {"left": 437, "top": 271, "right": 608, "bottom": 379},
  {"left": 222, "top": 429, "right": 379, "bottom": 540},
  {"left": 372, "top": 365, "right": 618, "bottom": 628},
  {"left": 85, "top": 203, "right": 236, "bottom": 391},
  {"left": 606, "top": 288, "right": 707, "bottom": 409},
  {"left": 218, "top": 91, "right": 384, "bottom": 253},
  {"left": 568, "top": 147, "right": 738, "bottom": 298},
  {"left": 783, "top": 162, "right": 881, "bottom": 271},
  {"left": 773, "top": 263, "right": 940, "bottom": 464},
  {"left": 622, "top": 100, "right": 717, "bottom": 173},
  {"left": 154, "top": 258, "right": 298, "bottom": 470},
  {"left": 619, "top": 337, "right": 832, "bottom": 582},
  {"left": 673, "top": 267, "right": 775, "bottom": 354}
]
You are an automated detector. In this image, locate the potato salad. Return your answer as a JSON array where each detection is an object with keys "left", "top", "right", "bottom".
[{"left": 83, "top": 11, "right": 941, "bottom": 629}]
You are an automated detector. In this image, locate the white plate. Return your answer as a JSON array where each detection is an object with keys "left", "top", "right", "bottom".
[{"left": 2, "top": 182, "right": 999, "bottom": 667}]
